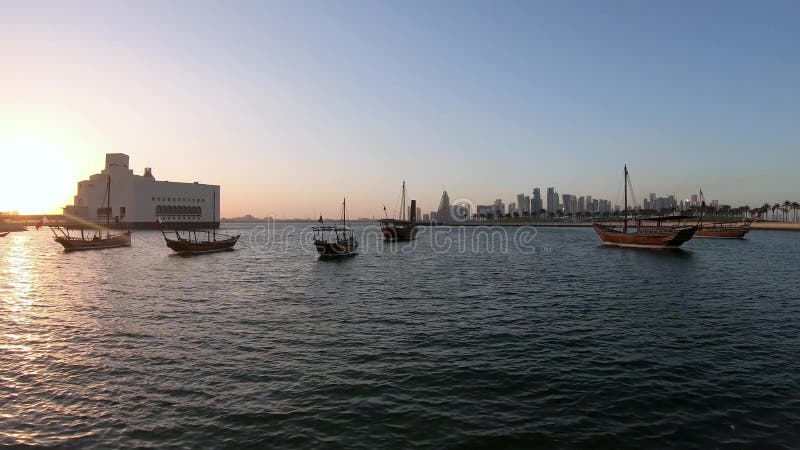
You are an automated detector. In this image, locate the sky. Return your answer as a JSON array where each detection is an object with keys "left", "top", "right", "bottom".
[{"left": 1, "top": 0, "right": 798, "bottom": 217}]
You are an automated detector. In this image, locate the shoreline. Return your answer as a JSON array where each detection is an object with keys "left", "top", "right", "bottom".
[{"left": 216, "top": 220, "right": 800, "bottom": 232}]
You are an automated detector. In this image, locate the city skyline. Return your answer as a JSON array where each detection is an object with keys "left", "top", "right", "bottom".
[
  {"left": 0, "top": 147, "right": 782, "bottom": 220},
  {"left": 2, "top": 1, "right": 799, "bottom": 217}
]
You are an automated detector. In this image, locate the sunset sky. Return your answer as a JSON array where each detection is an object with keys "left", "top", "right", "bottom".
[{"left": 1, "top": 0, "right": 798, "bottom": 218}]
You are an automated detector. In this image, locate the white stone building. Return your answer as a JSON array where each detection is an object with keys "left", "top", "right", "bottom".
[{"left": 64, "top": 153, "right": 221, "bottom": 228}]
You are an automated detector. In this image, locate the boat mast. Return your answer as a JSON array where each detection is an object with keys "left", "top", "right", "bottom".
[
  {"left": 401, "top": 181, "right": 406, "bottom": 221},
  {"left": 212, "top": 190, "right": 216, "bottom": 240},
  {"left": 106, "top": 175, "right": 111, "bottom": 238},
  {"left": 623, "top": 164, "right": 628, "bottom": 233},
  {"left": 343, "top": 198, "right": 346, "bottom": 228}
]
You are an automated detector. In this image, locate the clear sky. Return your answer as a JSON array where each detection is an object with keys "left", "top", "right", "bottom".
[{"left": 1, "top": 0, "right": 798, "bottom": 217}]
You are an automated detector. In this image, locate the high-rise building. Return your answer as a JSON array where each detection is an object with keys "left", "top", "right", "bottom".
[
  {"left": 578, "top": 196, "right": 585, "bottom": 213},
  {"left": 408, "top": 206, "right": 422, "bottom": 221},
  {"left": 532, "top": 188, "right": 542, "bottom": 214},
  {"left": 516, "top": 193, "right": 526, "bottom": 215},
  {"left": 691, "top": 194, "right": 698, "bottom": 207},
  {"left": 547, "top": 187, "right": 560, "bottom": 213},
  {"left": 585, "top": 195, "right": 593, "bottom": 213},
  {"left": 437, "top": 190, "right": 451, "bottom": 223},
  {"left": 562, "top": 194, "right": 578, "bottom": 215}
]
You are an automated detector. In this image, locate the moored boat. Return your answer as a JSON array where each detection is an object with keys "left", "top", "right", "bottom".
[
  {"left": 695, "top": 221, "right": 751, "bottom": 239},
  {"left": 49, "top": 175, "right": 132, "bottom": 251},
  {"left": 162, "top": 229, "right": 239, "bottom": 253},
  {"left": 0, "top": 232, "right": 8, "bottom": 238},
  {"left": 593, "top": 165, "right": 697, "bottom": 248},
  {"left": 161, "top": 191, "right": 239, "bottom": 254},
  {"left": 379, "top": 181, "right": 418, "bottom": 241},
  {"left": 593, "top": 219, "right": 696, "bottom": 248},
  {"left": 52, "top": 229, "right": 132, "bottom": 251},
  {"left": 313, "top": 198, "right": 358, "bottom": 257}
]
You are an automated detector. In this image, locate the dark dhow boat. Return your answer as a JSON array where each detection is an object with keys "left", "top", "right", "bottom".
[
  {"left": 695, "top": 221, "right": 751, "bottom": 238},
  {"left": 693, "top": 191, "right": 751, "bottom": 239},
  {"left": 379, "top": 181, "right": 418, "bottom": 241},
  {"left": 49, "top": 175, "right": 132, "bottom": 251},
  {"left": 161, "top": 191, "right": 239, "bottom": 254},
  {"left": 593, "top": 165, "right": 697, "bottom": 248},
  {"left": 0, "top": 232, "right": 9, "bottom": 238},
  {"left": 313, "top": 198, "right": 358, "bottom": 257}
]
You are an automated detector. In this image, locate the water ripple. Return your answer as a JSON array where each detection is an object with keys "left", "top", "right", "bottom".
[{"left": 1, "top": 226, "right": 799, "bottom": 448}]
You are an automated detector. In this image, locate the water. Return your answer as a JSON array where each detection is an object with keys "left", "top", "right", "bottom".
[{"left": 2, "top": 224, "right": 799, "bottom": 448}]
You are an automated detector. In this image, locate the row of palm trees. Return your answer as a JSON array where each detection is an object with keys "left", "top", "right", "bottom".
[
  {"left": 755, "top": 201, "right": 800, "bottom": 222},
  {"left": 687, "top": 201, "right": 800, "bottom": 222}
]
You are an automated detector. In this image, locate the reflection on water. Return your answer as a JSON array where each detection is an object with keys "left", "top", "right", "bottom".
[
  {"left": 4, "top": 234, "right": 35, "bottom": 320},
  {"left": 1, "top": 226, "right": 799, "bottom": 448}
]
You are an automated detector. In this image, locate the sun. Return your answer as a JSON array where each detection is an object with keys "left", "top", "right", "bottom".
[{"left": 0, "top": 137, "right": 78, "bottom": 214}]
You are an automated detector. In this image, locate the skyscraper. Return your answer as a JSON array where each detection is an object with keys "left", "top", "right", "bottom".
[
  {"left": 532, "top": 188, "right": 542, "bottom": 214},
  {"left": 547, "top": 187, "right": 559, "bottom": 213},
  {"left": 408, "top": 206, "right": 422, "bottom": 221},
  {"left": 437, "top": 190, "right": 451, "bottom": 223},
  {"left": 562, "top": 194, "right": 577, "bottom": 215},
  {"left": 516, "top": 193, "right": 526, "bottom": 215}
]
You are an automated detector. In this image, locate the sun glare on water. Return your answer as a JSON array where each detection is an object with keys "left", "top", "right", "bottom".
[{"left": 0, "top": 138, "right": 77, "bottom": 215}]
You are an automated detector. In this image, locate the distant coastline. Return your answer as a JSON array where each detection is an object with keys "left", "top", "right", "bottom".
[{"left": 220, "top": 216, "right": 800, "bottom": 231}]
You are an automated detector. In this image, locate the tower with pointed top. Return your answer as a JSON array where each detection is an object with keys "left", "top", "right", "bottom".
[{"left": 437, "top": 190, "right": 451, "bottom": 223}]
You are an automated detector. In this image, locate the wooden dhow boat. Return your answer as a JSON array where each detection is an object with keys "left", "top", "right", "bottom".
[
  {"left": 313, "top": 198, "right": 358, "bottom": 257},
  {"left": 162, "top": 228, "right": 239, "bottom": 254},
  {"left": 693, "top": 190, "right": 751, "bottom": 239},
  {"left": 379, "top": 181, "right": 418, "bottom": 241},
  {"left": 695, "top": 221, "right": 751, "bottom": 239},
  {"left": 161, "top": 191, "right": 239, "bottom": 254},
  {"left": 49, "top": 175, "right": 132, "bottom": 251},
  {"left": 593, "top": 165, "right": 697, "bottom": 248},
  {"left": 0, "top": 232, "right": 9, "bottom": 238}
]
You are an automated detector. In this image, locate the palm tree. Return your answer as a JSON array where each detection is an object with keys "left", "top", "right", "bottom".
[
  {"left": 783, "top": 201, "right": 792, "bottom": 222},
  {"left": 761, "top": 203, "right": 770, "bottom": 221},
  {"left": 792, "top": 202, "right": 800, "bottom": 222},
  {"left": 773, "top": 203, "right": 781, "bottom": 221}
]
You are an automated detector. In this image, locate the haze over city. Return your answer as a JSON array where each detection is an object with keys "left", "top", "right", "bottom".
[{"left": 2, "top": 0, "right": 798, "bottom": 218}]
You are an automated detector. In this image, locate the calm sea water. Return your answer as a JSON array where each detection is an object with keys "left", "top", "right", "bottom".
[{"left": 1, "top": 224, "right": 799, "bottom": 448}]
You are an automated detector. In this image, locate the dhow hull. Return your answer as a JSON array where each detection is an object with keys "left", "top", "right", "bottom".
[{"left": 593, "top": 224, "right": 695, "bottom": 248}]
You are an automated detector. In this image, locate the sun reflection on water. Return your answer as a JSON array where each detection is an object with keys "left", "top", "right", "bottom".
[{"left": 3, "top": 234, "right": 36, "bottom": 324}]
